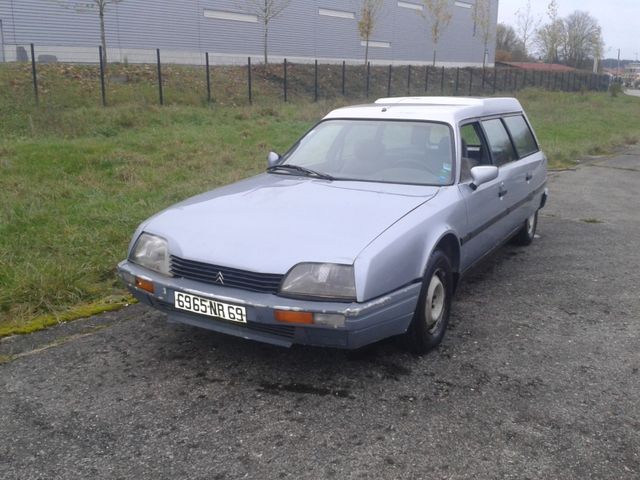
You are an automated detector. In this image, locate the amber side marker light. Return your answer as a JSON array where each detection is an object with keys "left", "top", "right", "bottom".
[
  {"left": 274, "top": 310, "right": 314, "bottom": 325},
  {"left": 135, "top": 276, "right": 155, "bottom": 294}
]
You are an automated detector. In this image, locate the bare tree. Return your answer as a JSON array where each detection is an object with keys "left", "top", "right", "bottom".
[
  {"left": 535, "top": 0, "right": 564, "bottom": 63},
  {"left": 473, "top": 0, "right": 493, "bottom": 67},
  {"left": 495, "top": 23, "right": 527, "bottom": 62},
  {"left": 535, "top": 5, "right": 604, "bottom": 69},
  {"left": 357, "top": 0, "right": 383, "bottom": 65},
  {"left": 562, "top": 11, "right": 603, "bottom": 68},
  {"left": 55, "top": 0, "right": 123, "bottom": 64},
  {"left": 515, "top": 0, "right": 540, "bottom": 57},
  {"left": 240, "top": 0, "right": 291, "bottom": 64},
  {"left": 421, "top": 0, "right": 452, "bottom": 66}
]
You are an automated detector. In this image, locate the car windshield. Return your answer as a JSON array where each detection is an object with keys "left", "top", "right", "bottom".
[{"left": 279, "top": 119, "right": 454, "bottom": 186}]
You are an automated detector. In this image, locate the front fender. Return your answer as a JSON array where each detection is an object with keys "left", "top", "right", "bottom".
[{"left": 354, "top": 187, "right": 465, "bottom": 302}]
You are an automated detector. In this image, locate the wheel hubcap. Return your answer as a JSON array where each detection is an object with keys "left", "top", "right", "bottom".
[{"left": 425, "top": 271, "right": 445, "bottom": 333}]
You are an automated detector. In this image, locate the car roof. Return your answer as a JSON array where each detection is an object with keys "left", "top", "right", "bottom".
[{"left": 323, "top": 97, "right": 524, "bottom": 124}]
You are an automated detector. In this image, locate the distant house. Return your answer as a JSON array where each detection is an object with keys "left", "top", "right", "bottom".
[
  {"left": 0, "top": 0, "right": 499, "bottom": 66},
  {"left": 495, "top": 62, "right": 577, "bottom": 73}
]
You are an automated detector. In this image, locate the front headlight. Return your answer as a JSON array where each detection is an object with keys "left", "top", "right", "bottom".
[
  {"left": 280, "top": 263, "right": 356, "bottom": 301},
  {"left": 129, "top": 233, "right": 171, "bottom": 276}
]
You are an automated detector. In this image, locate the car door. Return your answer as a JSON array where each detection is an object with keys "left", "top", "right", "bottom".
[
  {"left": 480, "top": 118, "right": 523, "bottom": 236},
  {"left": 502, "top": 114, "right": 547, "bottom": 223},
  {"left": 458, "top": 122, "right": 512, "bottom": 271}
]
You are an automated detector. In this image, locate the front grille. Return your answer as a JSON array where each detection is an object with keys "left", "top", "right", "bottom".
[{"left": 170, "top": 255, "right": 283, "bottom": 294}]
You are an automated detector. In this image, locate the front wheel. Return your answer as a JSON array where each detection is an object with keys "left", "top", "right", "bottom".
[
  {"left": 404, "top": 250, "right": 453, "bottom": 354},
  {"left": 511, "top": 210, "right": 538, "bottom": 246}
]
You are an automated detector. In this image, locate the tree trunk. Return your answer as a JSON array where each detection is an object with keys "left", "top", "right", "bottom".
[
  {"left": 483, "top": 40, "right": 488, "bottom": 68},
  {"left": 364, "top": 38, "right": 369, "bottom": 66},
  {"left": 99, "top": 6, "right": 107, "bottom": 65},
  {"left": 432, "top": 48, "right": 437, "bottom": 67},
  {"left": 264, "top": 20, "right": 269, "bottom": 65}
]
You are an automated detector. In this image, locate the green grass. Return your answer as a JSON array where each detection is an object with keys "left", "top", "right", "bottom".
[
  {"left": 1, "top": 63, "right": 639, "bottom": 336},
  {"left": 516, "top": 89, "right": 640, "bottom": 168}
]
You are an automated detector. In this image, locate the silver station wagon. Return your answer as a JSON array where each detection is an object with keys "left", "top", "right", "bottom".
[{"left": 118, "top": 97, "right": 548, "bottom": 353}]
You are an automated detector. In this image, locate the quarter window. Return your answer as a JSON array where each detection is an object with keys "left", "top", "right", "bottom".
[
  {"left": 482, "top": 119, "right": 517, "bottom": 167},
  {"left": 503, "top": 115, "right": 538, "bottom": 158}
]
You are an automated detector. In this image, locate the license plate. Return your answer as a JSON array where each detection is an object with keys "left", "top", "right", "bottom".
[{"left": 174, "top": 291, "right": 247, "bottom": 324}]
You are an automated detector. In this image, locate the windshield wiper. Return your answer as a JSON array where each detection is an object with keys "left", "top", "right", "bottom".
[{"left": 267, "top": 164, "right": 334, "bottom": 181}]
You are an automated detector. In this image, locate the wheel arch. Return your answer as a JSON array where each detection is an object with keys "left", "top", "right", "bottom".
[{"left": 427, "top": 232, "right": 461, "bottom": 293}]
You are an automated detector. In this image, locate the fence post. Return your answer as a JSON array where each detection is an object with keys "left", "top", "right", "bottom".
[
  {"left": 156, "top": 48, "right": 164, "bottom": 106},
  {"left": 514, "top": 70, "right": 518, "bottom": 91},
  {"left": 314, "top": 59, "right": 318, "bottom": 102},
  {"left": 441, "top": 66, "right": 445, "bottom": 94},
  {"left": 205, "top": 52, "right": 212, "bottom": 103},
  {"left": 283, "top": 58, "right": 288, "bottom": 102},
  {"left": 553, "top": 72, "right": 558, "bottom": 91},
  {"left": 454, "top": 67, "right": 459, "bottom": 95},
  {"left": 407, "top": 65, "right": 411, "bottom": 95},
  {"left": 247, "top": 57, "right": 252, "bottom": 105},
  {"left": 468, "top": 68, "right": 473, "bottom": 95},
  {"left": 425, "top": 66, "right": 430, "bottom": 93},
  {"left": 522, "top": 70, "right": 527, "bottom": 90},
  {"left": 365, "top": 62, "right": 370, "bottom": 98},
  {"left": 482, "top": 67, "right": 486, "bottom": 92},
  {"left": 387, "top": 64, "right": 392, "bottom": 97},
  {"left": 30, "top": 43, "right": 39, "bottom": 106},
  {"left": 98, "top": 46, "right": 106, "bottom": 107},
  {"left": 493, "top": 67, "right": 497, "bottom": 94},
  {"left": 204, "top": 52, "right": 212, "bottom": 104},
  {"left": 342, "top": 60, "right": 346, "bottom": 96}
]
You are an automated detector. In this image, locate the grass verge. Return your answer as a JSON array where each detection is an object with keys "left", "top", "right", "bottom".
[
  {"left": 0, "top": 295, "right": 135, "bottom": 338},
  {"left": 1, "top": 64, "right": 639, "bottom": 336}
]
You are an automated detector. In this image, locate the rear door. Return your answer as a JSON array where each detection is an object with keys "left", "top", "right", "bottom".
[
  {"left": 502, "top": 114, "right": 546, "bottom": 222},
  {"left": 480, "top": 118, "right": 524, "bottom": 236}
]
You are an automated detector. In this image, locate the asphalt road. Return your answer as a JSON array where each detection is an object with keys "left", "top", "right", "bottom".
[{"left": 2, "top": 149, "right": 639, "bottom": 480}]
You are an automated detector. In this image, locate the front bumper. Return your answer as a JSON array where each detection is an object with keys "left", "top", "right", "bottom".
[{"left": 117, "top": 260, "right": 420, "bottom": 349}]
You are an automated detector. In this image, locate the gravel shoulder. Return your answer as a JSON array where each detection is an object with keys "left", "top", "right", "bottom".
[{"left": 1, "top": 149, "right": 639, "bottom": 480}]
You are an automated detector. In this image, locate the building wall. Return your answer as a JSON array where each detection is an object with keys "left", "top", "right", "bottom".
[{"left": 0, "top": 0, "right": 499, "bottom": 66}]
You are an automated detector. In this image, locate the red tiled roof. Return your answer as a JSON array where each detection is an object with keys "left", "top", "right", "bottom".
[{"left": 496, "top": 62, "right": 577, "bottom": 73}]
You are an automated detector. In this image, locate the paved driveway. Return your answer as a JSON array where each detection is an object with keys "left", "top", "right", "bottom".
[{"left": 1, "top": 150, "right": 639, "bottom": 480}]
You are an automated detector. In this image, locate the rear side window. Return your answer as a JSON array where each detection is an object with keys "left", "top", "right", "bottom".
[
  {"left": 503, "top": 115, "right": 538, "bottom": 158},
  {"left": 482, "top": 119, "right": 517, "bottom": 166}
]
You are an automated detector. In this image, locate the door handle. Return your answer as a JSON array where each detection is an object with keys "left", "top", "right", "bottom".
[
  {"left": 499, "top": 186, "right": 508, "bottom": 198},
  {"left": 525, "top": 172, "right": 533, "bottom": 182}
]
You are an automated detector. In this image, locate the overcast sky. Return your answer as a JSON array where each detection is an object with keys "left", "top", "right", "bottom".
[{"left": 497, "top": 0, "right": 639, "bottom": 60}]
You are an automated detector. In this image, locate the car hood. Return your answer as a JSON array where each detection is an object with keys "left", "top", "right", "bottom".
[{"left": 142, "top": 174, "right": 439, "bottom": 273}]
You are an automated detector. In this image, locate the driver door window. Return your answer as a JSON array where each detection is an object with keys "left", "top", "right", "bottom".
[{"left": 460, "top": 123, "right": 491, "bottom": 181}]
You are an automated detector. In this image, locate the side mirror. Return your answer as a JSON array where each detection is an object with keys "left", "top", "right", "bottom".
[
  {"left": 469, "top": 165, "right": 499, "bottom": 191},
  {"left": 267, "top": 151, "right": 281, "bottom": 168}
]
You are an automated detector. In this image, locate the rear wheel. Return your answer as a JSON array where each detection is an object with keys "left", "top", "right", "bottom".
[
  {"left": 404, "top": 250, "right": 453, "bottom": 354},
  {"left": 512, "top": 210, "right": 538, "bottom": 246}
]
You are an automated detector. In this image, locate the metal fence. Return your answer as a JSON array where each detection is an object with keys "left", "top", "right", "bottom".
[{"left": 7, "top": 43, "right": 612, "bottom": 108}]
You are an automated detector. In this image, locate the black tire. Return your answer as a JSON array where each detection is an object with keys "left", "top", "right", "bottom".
[
  {"left": 511, "top": 210, "right": 538, "bottom": 246},
  {"left": 404, "top": 250, "right": 453, "bottom": 355}
]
